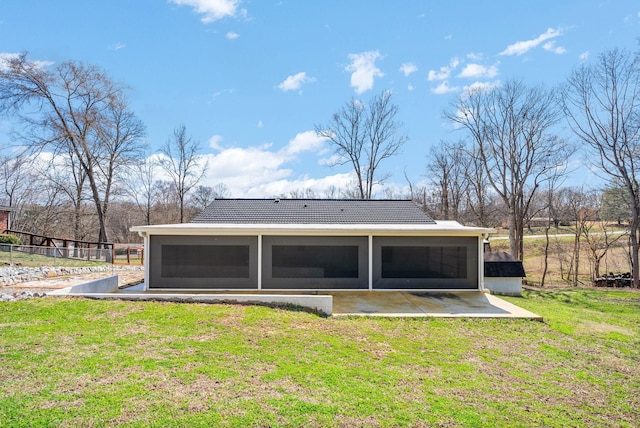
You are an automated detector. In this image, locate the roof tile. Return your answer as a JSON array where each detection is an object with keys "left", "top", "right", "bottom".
[{"left": 191, "top": 199, "right": 436, "bottom": 225}]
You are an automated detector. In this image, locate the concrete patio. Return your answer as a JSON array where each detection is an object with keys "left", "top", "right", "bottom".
[{"left": 49, "top": 275, "right": 542, "bottom": 319}]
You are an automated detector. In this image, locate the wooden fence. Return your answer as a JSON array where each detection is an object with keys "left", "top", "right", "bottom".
[{"left": 2, "top": 229, "right": 143, "bottom": 265}]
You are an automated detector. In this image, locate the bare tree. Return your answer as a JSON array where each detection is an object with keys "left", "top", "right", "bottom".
[
  {"left": 562, "top": 48, "right": 640, "bottom": 287},
  {"left": 426, "top": 140, "right": 468, "bottom": 220},
  {"left": 0, "top": 154, "right": 31, "bottom": 212},
  {"left": 0, "top": 53, "right": 146, "bottom": 244},
  {"left": 159, "top": 125, "right": 207, "bottom": 223},
  {"left": 152, "top": 180, "right": 181, "bottom": 224},
  {"left": 462, "top": 144, "right": 496, "bottom": 227},
  {"left": 444, "top": 79, "right": 569, "bottom": 260},
  {"left": 191, "top": 183, "right": 230, "bottom": 210},
  {"left": 42, "top": 146, "right": 89, "bottom": 240},
  {"left": 579, "top": 191, "right": 628, "bottom": 280},
  {"left": 316, "top": 91, "right": 407, "bottom": 199},
  {"left": 538, "top": 172, "right": 567, "bottom": 286},
  {"left": 126, "top": 156, "right": 159, "bottom": 225}
]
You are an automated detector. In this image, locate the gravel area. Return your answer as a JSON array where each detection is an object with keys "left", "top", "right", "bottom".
[{"left": 0, "top": 266, "right": 144, "bottom": 296}]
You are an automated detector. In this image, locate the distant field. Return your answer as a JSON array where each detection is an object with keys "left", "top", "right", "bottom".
[
  {"left": 1, "top": 288, "right": 638, "bottom": 427},
  {"left": 489, "top": 226, "right": 631, "bottom": 286}
]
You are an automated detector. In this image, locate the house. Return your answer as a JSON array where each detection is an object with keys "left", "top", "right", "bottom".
[
  {"left": 483, "top": 251, "right": 526, "bottom": 295},
  {"left": 0, "top": 203, "right": 14, "bottom": 232},
  {"left": 130, "top": 199, "right": 493, "bottom": 291}
]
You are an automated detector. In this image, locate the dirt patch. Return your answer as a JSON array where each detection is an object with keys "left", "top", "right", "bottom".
[{"left": 2, "top": 269, "right": 144, "bottom": 294}]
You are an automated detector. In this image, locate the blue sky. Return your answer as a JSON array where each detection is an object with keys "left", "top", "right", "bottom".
[{"left": 1, "top": 1, "right": 639, "bottom": 197}]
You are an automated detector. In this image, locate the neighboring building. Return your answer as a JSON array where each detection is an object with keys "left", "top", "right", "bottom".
[
  {"left": 483, "top": 251, "right": 526, "bottom": 295},
  {"left": 0, "top": 204, "right": 13, "bottom": 232},
  {"left": 131, "top": 199, "right": 493, "bottom": 292}
]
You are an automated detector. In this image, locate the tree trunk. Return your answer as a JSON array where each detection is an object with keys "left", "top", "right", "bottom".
[{"left": 541, "top": 222, "right": 551, "bottom": 286}]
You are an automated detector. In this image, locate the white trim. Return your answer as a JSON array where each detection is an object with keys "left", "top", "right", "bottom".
[
  {"left": 368, "top": 234, "right": 373, "bottom": 290},
  {"left": 131, "top": 222, "right": 493, "bottom": 237},
  {"left": 478, "top": 235, "right": 485, "bottom": 292},
  {"left": 257, "top": 234, "right": 262, "bottom": 290},
  {"left": 137, "top": 231, "right": 150, "bottom": 292}
]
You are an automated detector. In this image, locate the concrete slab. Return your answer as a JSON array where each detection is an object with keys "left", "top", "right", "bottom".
[
  {"left": 328, "top": 291, "right": 541, "bottom": 319},
  {"left": 324, "top": 291, "right": 542, "bottom": 320},
  {"left": 50, "top": 277, "right": 541, "bottom": 319}
]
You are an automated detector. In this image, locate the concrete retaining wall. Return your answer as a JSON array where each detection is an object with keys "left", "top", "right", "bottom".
[{"left": 49, "top": 276, "right": 332, "bottom": 315}]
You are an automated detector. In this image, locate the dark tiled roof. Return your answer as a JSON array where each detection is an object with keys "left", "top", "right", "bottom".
[
  {"left": 484, "top": 252, "right": 526, "bottom": 277},
  {"left": 191, "top": 199, "right": 436, "bottom": 224}
]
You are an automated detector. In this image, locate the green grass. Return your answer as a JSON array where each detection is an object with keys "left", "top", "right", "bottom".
[{"left": 1, "top": 289, "right": 639, "bottom": 427}]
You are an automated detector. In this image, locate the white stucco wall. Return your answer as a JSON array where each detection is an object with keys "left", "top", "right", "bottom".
[{"left": 484, "top": 277, "right": 522, "bottom": 296}]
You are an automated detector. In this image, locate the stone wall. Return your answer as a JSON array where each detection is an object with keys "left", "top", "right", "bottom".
[{"left": 0, "top": 265, "right": 143, "bottom": 286}]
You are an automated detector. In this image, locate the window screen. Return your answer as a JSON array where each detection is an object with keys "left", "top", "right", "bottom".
[
  {"left": 381, "top": 246, "right": 467, "bottom": 279},
  {"left": 272, "top": 245, "right": 359, "bottom": 278},
  {"left": 161, "top": 245, "right": 250, "bottom": 278}
]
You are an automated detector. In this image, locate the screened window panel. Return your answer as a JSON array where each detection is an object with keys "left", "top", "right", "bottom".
[
  {"left": 381, "top": 245, "right": 467, "bottom": 279},
  {"left": 272, "top": 245, "right": 359, "bottom": 278},
  {"left": 161, "top": 244, "right": 250, "bottom": 278}
]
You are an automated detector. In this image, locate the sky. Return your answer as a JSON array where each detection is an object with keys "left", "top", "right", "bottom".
[{"left": 1, "top": 0, "right": 639, "bottom": 197}]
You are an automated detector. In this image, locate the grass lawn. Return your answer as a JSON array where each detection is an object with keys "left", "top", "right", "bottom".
[
  {"left": 1, "top": 289, "right": 638, "bottom": 427},
  {"left": 0, "top": 249, "right": 108, "bottom": 268}
]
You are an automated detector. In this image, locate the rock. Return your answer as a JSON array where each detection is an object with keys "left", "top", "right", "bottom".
[
  {"left": 0, "top": 293, "right": 16, "bottom": 302},
  {"left": 0, "top": 290, "right": 47, "bottom": 301}
]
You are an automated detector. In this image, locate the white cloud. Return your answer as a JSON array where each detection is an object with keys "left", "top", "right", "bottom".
[
  {"left": 427, "top": 57, "right": 460, "bottom": 81},
  {"left": 431, "top": 81, "right": 459, "bottom": 95},
  {"left": 457, "top": 63, "right": 499, "bottom": 79},
  {"left": 499, "top": 27, "right": 562, "bottom": 56},
  {"left": 169, "top": 0, "right": 242, "bottom": 23},
  {"left": 225, "top": 31, "right": 239, "bottom": 39},
  {"left": 277, "top": 72, "right": 316, "bottom": 92},
  {"left": 257, "top": 120, "right": 263, "bottom": 128},
  {"left": 345, "top": 50, "right": 384, "bottom": 94},
  {"left": 543, "top": 41, "right": 566, "bottom": 55},
  {"left": 0, "top": 52, "right": 53, "bottom": 71},
  {"left": 211, "top": 88, "right": 234, "bottom": 99},
  {"left": 282, "top": 131, "right": 327, "bottom": 156},
  {"left": 399, "top": 62, "right": 418, "bottom": 76},
  {"left": 221, "top": 172, "right": 354, "bottom": 198},
  {"left": 208, "top": 135, "right": 224, "bottom": 150},
  {"left": 193, "top": 131, "right": 347, "bottom": 196},
  {"left": 579, "top": 51, "right": 590, "bottom": 63},
  {"left": 461, "top": 80, "right": 501, "bottom": 97},
  {"left": 407, "top": 84, "right": 415, "bottom": 91},
  {"left": 108, "top": 42, "right": 126, "bottom": 50}
]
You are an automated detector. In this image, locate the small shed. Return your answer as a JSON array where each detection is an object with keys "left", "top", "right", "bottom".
[{"left": 483, "top": 251, "right": 526, "bottom": 295}]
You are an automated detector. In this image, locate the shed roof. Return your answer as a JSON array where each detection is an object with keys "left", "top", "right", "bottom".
[
  {"left": 192, "top": 199, "right": 437, "bottom": 225},
  {"left": 484, "top": 252, "right": 526, "bottom": 277}
]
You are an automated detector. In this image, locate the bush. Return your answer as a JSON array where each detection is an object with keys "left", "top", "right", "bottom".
[{"left": 0, "top": 234, "right": 22, "bottom": 245}]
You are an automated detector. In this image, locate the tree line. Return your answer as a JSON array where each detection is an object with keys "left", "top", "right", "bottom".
[{"left": 1, "top": 47, "right": 639, "bottom": 286}]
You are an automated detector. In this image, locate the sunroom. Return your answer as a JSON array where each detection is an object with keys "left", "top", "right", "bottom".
[{"left": 131, "top": 199, "right": 492, "bottom": 292}]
